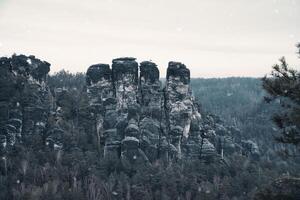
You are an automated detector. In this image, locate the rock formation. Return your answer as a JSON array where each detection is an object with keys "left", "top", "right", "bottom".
[
  {"left": 0, "top": 55, "right": 52, "bottom": 155},
  {"left": 86, "top": 58, "right": 219, "bottom": 165},
  {"left": 0, "top": 54, "right": 259, "bottom": 166},
  {"left": 138, "top": 61, "right": 166, "bottom": 162}
]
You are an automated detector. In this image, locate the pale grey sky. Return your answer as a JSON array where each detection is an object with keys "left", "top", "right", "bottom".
[{"left": 0, "top": 0, "right": 299, "bottom": 77}]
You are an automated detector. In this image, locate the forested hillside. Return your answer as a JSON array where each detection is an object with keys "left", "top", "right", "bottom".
[
  {"left": 191, "top": 78, "right": 278, "bottom": 151},
  {"left": 192, "top": 78, "right": 264, "bottom": 125},
  {"left": 1, "top": 58, "right": 299, "bottom": 200}
]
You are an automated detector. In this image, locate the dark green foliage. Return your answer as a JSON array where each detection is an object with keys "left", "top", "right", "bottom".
[
  {"left": 254, "top": 177, "right": 300, "bottom": 200},
  {"left": 191, "top": 77, "right": 278, "bottom": 152},
  {"left": 48, "top": 70, "right": 85, "bottom": 88},
  {"left": 262, "top": 48, "right": 300, "bottom": 146}
]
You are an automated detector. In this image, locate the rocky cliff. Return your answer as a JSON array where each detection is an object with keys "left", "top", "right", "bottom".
[
  {"left": 0, "top": 54, "right": 259, "bottom": 166},
  {"left": 0, "top": 55, "right": 52, "bottom": 156},
  {"left": 86, "top": 58, "right": 221, "bottom": 167}
]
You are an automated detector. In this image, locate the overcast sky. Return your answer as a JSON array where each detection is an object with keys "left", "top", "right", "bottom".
[{"left": 0, "top": 0, "right": 299, "bottom": 77}]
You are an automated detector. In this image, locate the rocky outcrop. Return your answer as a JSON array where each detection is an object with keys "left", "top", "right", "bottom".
[
  {"left": 139, "top": 61, "right": 165, "bottom": 162},
  {"left": 165, "top": 62, "right": 212, "bottom": 160},
  {"left": 0, "top": 55, "right": 52, "bottom": 155},
  {"left": 86, "top": 63, "right": 114, "bottom": 110},
  {"left": 0, "top": 54, "right": 257, "bottom": 167},
  {"left": 112, "top": 57, "right": 138, "bottom": 111},
  {"left": 86, "top": 58, "right": 219, "bottom": 165},
  {"left": 165, "top": 62, "right": 193, "bottom": 159}
]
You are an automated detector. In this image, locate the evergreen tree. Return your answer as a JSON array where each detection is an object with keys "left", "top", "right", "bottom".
[{"left": 262, "top": 43, "right": 300, "bottom": 147}]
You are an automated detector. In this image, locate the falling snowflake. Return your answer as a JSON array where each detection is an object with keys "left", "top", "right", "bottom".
[{"left": 176, "top": 27, "right": 183, "bottom": 32}]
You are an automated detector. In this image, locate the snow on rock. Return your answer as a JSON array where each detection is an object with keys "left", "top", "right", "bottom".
[
  {"left": 0, "top": 54, "right": 51, "bottom": 155},
  {"left": 85, "top": 58, "right": 220, "bottom": 165}
]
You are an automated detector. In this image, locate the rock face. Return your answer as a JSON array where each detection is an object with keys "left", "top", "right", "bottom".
[
  {"left": 86, "top": 63, "right": 117, "bottom": 157},
  {"left": 112, "top": 57, "right": 138, "bottom": 111},
  {"left": 0, "top": 55, "right": 52, "bottom": 155},
  {"left": 139, "top": 61, "right": 165, "bottom": 162},
  {"left": 0, "top": 54, "right": 258, "bottom": 167},
  {"left": 85, "top": 58, "right": 259, "bottom": 165},
  {"left": 86, "top": 58, "right": 218, "bottom": 165}
]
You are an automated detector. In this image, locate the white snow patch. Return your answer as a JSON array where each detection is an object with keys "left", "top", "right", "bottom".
[
  {"left": 27, "top": 58, "right": 32, "bottom": 65},
  {"left": 36, "top": 122, "right": 46, "bottom": 127},
  {"left": 123, "top": 136, "right": 139, "bottom": 142},
  {"left": 112, "top": 191, "right": 118, "bottom": 196},
  {"left": 12, "top": 70, "right": 18, "bottom": 76},
  {"left": 183, "top": 121, "right": 191, "bottom": 138},
  {"left": 54, "top": 143, "right": 63, "bottom": 150}
]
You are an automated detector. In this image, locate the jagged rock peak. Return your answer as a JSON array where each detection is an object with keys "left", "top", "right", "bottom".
[
  {"left": 10, "top": 54, "right": 50, "bottom": 82},
  {"left": 140, "top": 61, "right": 159, "bottom": 84},
  {"left": 86, "top": 64, "right": 111, "bottom": 86},
  {"left": 111, "top": 57, "right": 139, "bottom": 110},
  {"left": 112, "top": 57, "right": 139, "bottom": 83},
  {"left": 167, "top": 61, "right": 190, "bottom": 84},
  {"left": 0, "top": 54, "right": 52, "bottom": 151}
]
